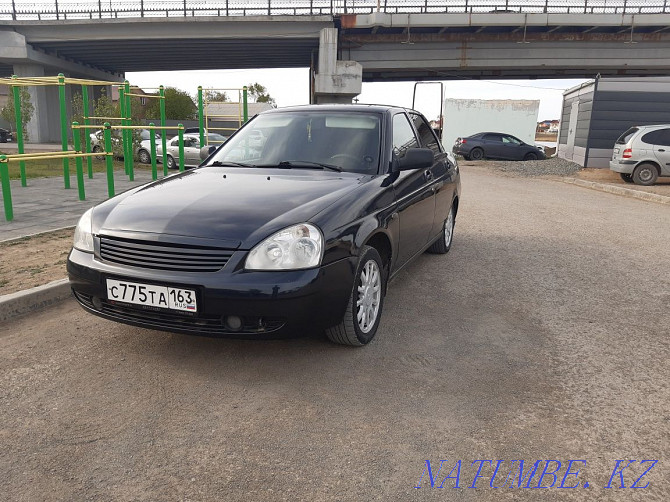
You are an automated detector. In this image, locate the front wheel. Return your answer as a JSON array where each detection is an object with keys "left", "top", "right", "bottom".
[
  {"left": 427, "top": 203, "right": 455, "bottom": 254},
  {"left": 523, "top": 152, "right": 538, "bottom": 161},
  {"left": 166, "top": 154, "right": 176, "bottom": 170},
  {"left": 326, "top": 246, "right": 386, "bottom": 346},
  {"left": 92, "top": 145, "right": 104, "bottom": 161},
  {"left": 138, "top": 149, "right": 151, "bottom": 164}
]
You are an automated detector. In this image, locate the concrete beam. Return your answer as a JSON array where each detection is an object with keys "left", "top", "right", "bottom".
[{"left": 314, "top": 28, "right": 361, "bottom": 104}]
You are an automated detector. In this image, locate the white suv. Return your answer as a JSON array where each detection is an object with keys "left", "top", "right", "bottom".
[{"left": 609, "top": 125, "right": 670, "bottom": 185}]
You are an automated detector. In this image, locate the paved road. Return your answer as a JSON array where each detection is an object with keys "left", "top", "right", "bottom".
[{"left": 1, "top": 166, "right": 668, "bottom": 501}]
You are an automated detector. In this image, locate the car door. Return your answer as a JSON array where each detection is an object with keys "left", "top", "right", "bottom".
[
  {"left": 500, "top": 134, "right": 524, "bottom": 160},
  {"left": 650, "top": 128, "right": 670, "bottom": 175},
  {"left": 482, "top": 133, "right": 504, "bottom": 158},
  {"left": 410, "top": 112, "right": 456, "bottom": 240},
  {"left": 184, "top": 137, "right": 201, "bottom": 166},
  {"left": 391, "top": 112, "right": 436, "bottom": 267}
]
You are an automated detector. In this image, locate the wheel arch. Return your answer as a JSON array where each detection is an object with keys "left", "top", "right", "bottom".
[{"left": 635, "top": 160, "right": 661, "bottom": 174}]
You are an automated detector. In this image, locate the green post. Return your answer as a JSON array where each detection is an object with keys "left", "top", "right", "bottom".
[
  {"left": 125, "top": 81, "right": 134, "bottom": 181},
  {"left": 178, "top": 124, "right": 185, "bottom": 172},
  {"left": 119, "top": 86, "right": 128, "bottom": 175},
  {"left": 149, "top": 122, "right": 158, "bottom": 180},
  {"left": 82, "top": 85, "right": 93, "bottom": 179},
  {"left": 0, "top": 156, "right": 13, "bottom": 222},
  {"left": 58, "top": 73, "right": 70, "bottom": 189},
  {"left": 242, "top": 85, "right": 248, "bottom": 123},
  {"left": 198, "top": 86, "right": 205, "bottom": 147},
  {"left": 72, "top": 122, "right": 85, "bottom": 201},
  {"left": 159, "top": 85, "right": 168, "bottom": 176},
  {"left": 10, "top": 76, "right": 26, "bottom": 187},
  {"left": 103, "top": 123, "right": 115, "bottom": 198}
]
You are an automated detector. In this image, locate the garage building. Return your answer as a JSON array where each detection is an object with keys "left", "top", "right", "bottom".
[{"left": 558, "top": 76, "right": 670, "bottom": 168}]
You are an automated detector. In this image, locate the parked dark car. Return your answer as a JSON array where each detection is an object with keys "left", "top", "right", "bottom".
[
  {"left": 0, "top": 128, "right": 11, "bottom": 143},
  {"left": 453, "top": 132, "right": 545, "bottom": 161},
  {"left": 68, "top": 105, "right": 461, "bottom": 346}
]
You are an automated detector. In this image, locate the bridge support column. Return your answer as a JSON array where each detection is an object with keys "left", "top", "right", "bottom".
[
  {"left": 11, "top": 64, "right": 62, "bottom": 144},
  {"left": 313, "top": 28, "right": 362, "bottom": 104}
]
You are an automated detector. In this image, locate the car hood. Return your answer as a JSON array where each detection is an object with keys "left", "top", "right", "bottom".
[{"left": 95, "top": 167, "right": 369, "bottom": 248}]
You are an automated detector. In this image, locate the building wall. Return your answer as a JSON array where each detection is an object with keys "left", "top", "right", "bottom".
[
  {"left": 442, "top": 99, "right": 540, "bottom": 149},
  {"left": 559, "top": 77, "right": 670, "bottom": 168}
]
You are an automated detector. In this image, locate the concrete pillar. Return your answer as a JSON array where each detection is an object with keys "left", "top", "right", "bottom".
[
  {"left": 314, "top": 28, "right": 363, "bottom": 104},
  {"left": 12, "top": 63, "right": 58, "bottom": 143}
]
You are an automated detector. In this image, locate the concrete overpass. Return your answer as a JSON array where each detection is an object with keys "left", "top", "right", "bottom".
[{"left": 2, "top": 1, "right": 670, "bottom": 141}]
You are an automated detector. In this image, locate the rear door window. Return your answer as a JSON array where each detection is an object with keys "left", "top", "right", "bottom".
[
  {"left": 641, "top": 128, "right": 670, "bottom": 147},
  {"left": 615, "top": 128, "right": 638, "bottom": 145},
  {"left": 483, "top": 133, "right": 502, "bottom": 142}
]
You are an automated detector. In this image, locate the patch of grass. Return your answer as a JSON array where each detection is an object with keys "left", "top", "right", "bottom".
[
  {"left": 0, "top": 279, "right": 8, "bottom": 288},
  {"left": 6, "top": 157, "right": 151, "bottom": 180}
]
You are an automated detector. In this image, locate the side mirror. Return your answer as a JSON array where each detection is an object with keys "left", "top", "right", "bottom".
[
  {"left": 200, "top": 145, "right": 217, "bottom": 160},
  {"left": 396, "top": 148, "right": 434, "bottom": 171}
]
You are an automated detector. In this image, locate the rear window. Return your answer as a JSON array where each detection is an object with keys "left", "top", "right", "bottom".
[
  {"left": 640, "top": 128, "right": 670, "bottom": 147},
  {"left": 615, "top": 128, "right": 638, "bottom": 145}
]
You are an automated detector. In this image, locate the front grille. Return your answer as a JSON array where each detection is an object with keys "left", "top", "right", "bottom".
[
  {"left": 98, "top": 236, "right": 235, "bottom": 272},
  {"left": 74, "top": 291, "right": 286, "bottom": 336}
]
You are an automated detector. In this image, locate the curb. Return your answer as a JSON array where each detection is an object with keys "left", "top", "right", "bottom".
[
  {"left": 0, "top": 278, "right": 71, "bottom": 323},
  {"left": 562, "top": 178, "right": 670, "bottom": 205},
  {"left": 0, "top": 225, "right": 75, "bottom": 245}
]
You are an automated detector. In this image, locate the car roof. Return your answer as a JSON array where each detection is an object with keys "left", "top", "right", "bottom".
[{"left": 631, "top": 124, "right": 670, "bottom": 130}]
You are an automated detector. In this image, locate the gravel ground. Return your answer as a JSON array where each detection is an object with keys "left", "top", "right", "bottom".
[{"left": 459, "top": 155, "right": 582, "bottom": 177}]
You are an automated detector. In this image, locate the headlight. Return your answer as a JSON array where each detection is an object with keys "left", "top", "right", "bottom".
[
  {"left": 73, "top": 208, "right": 94, "bottom": 252},
  {"left": 245, "top": 223, "right": 323, "bottom": 270}
]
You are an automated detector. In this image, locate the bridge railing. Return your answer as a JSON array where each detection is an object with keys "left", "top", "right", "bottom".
[{"left": 1, "top": 0, "right": 668, "bottom": 20}]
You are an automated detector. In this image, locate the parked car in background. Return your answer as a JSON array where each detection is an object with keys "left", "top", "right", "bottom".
[
  {"left": 609, "top": 124, "right": 670, "bottom": 185},
  {"left": 453, "top": 132, "right": 546, "bottom": 161},
  {"left": 0, "top": 127, "right": 12, "bottom": 143},
  {"left": 68, "top": 104, "right": 461, "bottom": 346},
  {"left": 156, "top": 133, "right": 228, "bottom": 169},
  {"left": 90, "top": 128, "right": 160, "bottom": 161}
]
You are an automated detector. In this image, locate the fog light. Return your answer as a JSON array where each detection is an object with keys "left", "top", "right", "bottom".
[
  {"left": 224, "top": 315, "right": 243, "bottom": 332},
  {"left": 91, "top": 296, "right": 103, "bottom": 311}
]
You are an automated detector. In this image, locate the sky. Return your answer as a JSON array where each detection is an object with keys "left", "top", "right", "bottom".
[{"left": 126, "top": 68, "right": 590, "bottom": 122}]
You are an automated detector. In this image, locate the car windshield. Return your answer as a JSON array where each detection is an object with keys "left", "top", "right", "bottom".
[{"left": 205, "top": 111, "right": 382, "bottom": 174}]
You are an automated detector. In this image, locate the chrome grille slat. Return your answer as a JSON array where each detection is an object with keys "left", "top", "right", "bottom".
[{"left": 99, "top": 236, "right": 234, "bottom": 272}]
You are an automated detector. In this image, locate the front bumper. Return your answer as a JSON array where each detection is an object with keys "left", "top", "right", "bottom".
[
  {"left": 609, "top": 159, "right": 636, "bottom": 174},
  {"left": 68, "top": 248, "right": 356, "bottom": 338}
]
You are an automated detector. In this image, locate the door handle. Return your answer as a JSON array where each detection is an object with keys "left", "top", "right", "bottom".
[
  {"left": 424, "top": 170, "right": 433, "bottom": 180},
  {"left": 659, "top": 149, "right": 666, "bottom": 152}
]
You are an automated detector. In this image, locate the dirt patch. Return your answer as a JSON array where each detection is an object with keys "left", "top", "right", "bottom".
[
  {"left": 573, "top": 168, "right": 670, "bottom": 197},
  {"left": 0, "top": 228, "right": 73, "bottom": 295}
]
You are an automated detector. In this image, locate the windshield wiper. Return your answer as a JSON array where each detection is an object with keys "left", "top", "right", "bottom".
[
  {"left": 206, "top": 160, "right": 256, "bottom": 168},
  {"left": 272, "top": 160, "right": 342, "bottom": 172}
]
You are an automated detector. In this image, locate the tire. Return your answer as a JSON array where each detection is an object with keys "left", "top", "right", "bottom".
[
  {"left": 166, "top": 154, "right": 176, "bottom": 170},
  {"left": 427, "top": 203, "right": 455, "bottom": 254},
  {"left": 138, "top": 149, "right": 151, "bottom": 164},
  {"left": 469, "top": 147, "right": 484, "bottom": 160},
  {"left": 632, "top": 163, "right": 658, "bottom": 186},
  {"left": 620, "top": 173, "right": 634, "bottom": 183},
  {"left": 326, "top": 246, "right": 386, "bottom": 346},
  {"left": 92, "top": 145, "right": 104, "bottom": 161},
  {"left": 523, "top": 152, "right": 538, "bottom": 161}
]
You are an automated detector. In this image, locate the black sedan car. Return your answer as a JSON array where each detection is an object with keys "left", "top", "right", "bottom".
[
  {"left": 453, "top": 132, "right": 545, "bottom": 161},
  {"left": 0, "top": 127, "right": 11, "bottom": 143},
  {"left": 68, "top": 105, "right": 461, "bottom": 346}
]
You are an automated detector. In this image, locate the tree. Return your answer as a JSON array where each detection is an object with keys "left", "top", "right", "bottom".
[
  {"left": 1, "top": 86, "right": 35, "bottom": 141},
  {"left": 247, "top": 83, "right": 276, "bottom": 107},
  {"left": 146, "top": 87, "right": 196, "bottom": 120},
  {"left": 205, "top": 90, "right": 229, "bottom": 103}
]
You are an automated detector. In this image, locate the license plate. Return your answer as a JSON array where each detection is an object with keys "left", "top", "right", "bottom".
[{"left": 106, "top": 279, "right": 197, "bottom": 312}]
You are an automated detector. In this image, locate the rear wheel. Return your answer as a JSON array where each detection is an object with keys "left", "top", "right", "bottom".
[
  {"left": 93, "top": 145, "right": 104, "bottom": 161},
  {"left": 632, "top": 163, "right": 658, "bottom": 186},
  {"left": 427, "top": 203, "right": 455, "bottom": 254},
  {"left": 166, "top": 154, "right": 176, "bottom": 170},
  {"left": 469, "top": 147, "right": 484, "bottom": 160},
  {"left": 620, "top": 173, "right": 634, "bottom": 183},
  {"left": 326, "top": 246, "right": 385, "bottom": 346}
]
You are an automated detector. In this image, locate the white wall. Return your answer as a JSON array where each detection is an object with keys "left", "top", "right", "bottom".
[{"left": 442, "top": 99, "right": 540, "bottom": 149}]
